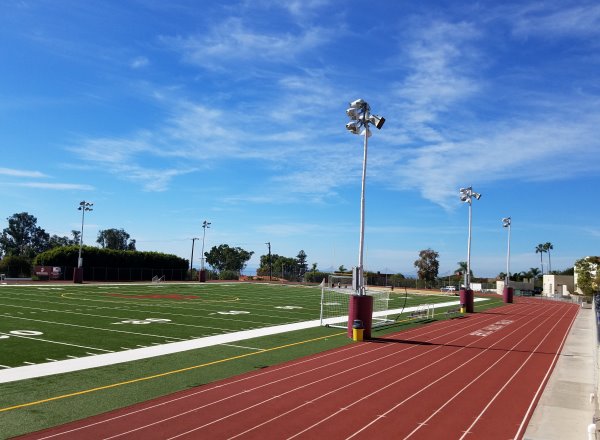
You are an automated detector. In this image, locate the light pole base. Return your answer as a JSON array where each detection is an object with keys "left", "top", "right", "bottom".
[
  {"left": 459, "top": 289, "right": 474, "bottom": 313},
  {"left": 347, "top": 295, "right": 373, "bottom": 339},
  {"left": 73, "top": 267, "right": 83, "bottom": 284},
  {"left": 199, "top": 269, "right": 206, "bottom": 282},
  {"left": 503, "top": 286, "right": 514, "bottom": 303}
]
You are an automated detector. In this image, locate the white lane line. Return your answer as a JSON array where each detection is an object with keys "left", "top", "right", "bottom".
[
  {"left": 403, "top": 302, "right": 573, "bottom": 439},
  {"left": 0, "top": 365, "right": 11, "bottom": 369},
  {"left": 6, "top": 310, "right": 505, "bottom": 440}
]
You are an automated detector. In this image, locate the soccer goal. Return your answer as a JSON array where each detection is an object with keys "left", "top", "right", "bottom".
[
  {"left": 319, "top": 286, "right": 395, "bottom": 329},
  {"left": 152, "top": 275, "right": 165, "bottom": 283}
]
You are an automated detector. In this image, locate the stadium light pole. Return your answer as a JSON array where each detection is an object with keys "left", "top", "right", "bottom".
[
  {"left": 502, "top": 217, "right": 511, "bottom": 286},
  {"left": 459, "top": 187, "right": 481, "bottom": 291},
  {"left": 345, "top": 99, "right": 385, "bottom": 296},
  {"left": 190, "top": 237, "right": 199, "bottom": 281},
  {"left": 75, "top": 201, "right": 93, "bottom": 283},
  {"left": 199, "top": 220, "right": 211, "bottom": 282}
]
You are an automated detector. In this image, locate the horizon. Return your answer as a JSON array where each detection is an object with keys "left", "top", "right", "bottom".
[{"left": 2, "top": 1, "right": 599, "bottom": 278}]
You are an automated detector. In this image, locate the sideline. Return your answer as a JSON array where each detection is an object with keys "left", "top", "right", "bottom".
[
  {"left": 0, "top": 299, "right": 485, "bottom": 384},
  {"left": 0, "top": 332, "right": 346, "bottom": 413}
]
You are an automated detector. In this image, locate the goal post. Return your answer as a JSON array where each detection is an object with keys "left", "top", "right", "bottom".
[{"left": 319, "top": 286, "right": 394, "bottom": 329}]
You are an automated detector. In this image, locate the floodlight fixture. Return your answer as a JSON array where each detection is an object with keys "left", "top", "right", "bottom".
[
  {"left": 345, "top": 121, "right": 362, "bottom": 134},
  {"left": 502, "top": 217, "right": 511, "bottom": 228},
  {"left": 345, "top": 99, "right": 385, "bottom": 295},
  {"left": 349, "top": 98, "right": 368, "bottom": 109},
  {"left": 346, "top": 107, "right": 363, "bottom": 119},
  {"left": 368, "top": 114, "right": 385, "bottom": 129}
]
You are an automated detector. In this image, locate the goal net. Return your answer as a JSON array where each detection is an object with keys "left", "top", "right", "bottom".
[{"left": 319, "top": 286, "right": 394, "bottom": 329}]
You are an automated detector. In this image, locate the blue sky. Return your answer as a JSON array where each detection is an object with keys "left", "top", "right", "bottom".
[{"left": 1, "top": 0, "right": 599, "bottom": 277}]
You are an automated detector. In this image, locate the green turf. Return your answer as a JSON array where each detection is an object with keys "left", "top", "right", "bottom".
[{"left": 0, "top": 283, "right": 505, "bottom": 438}]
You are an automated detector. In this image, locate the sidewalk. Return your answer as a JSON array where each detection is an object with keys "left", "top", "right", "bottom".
[{"left": 525, "top": 305, "right": 599, "bottom": 439}]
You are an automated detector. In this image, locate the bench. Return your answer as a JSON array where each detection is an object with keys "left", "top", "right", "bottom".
[{"left": 445, "top": 307, "right": 462, "bottom": 318}]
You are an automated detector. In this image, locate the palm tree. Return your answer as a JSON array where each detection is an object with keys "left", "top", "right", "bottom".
[
  {"left": 528, "top": 267, "right": 541, "bottom": 280},
  {"left": 535, "top": 244, "right": 546, "bottom": 274},
  {"left": 543, "top": 242, "right": 554, "bottom": 273}
]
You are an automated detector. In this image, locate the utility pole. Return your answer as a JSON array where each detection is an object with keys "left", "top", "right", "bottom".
[
  {"left": 265, "top": 242, "right": 272, "bottom": 281},
  {"left": 190, "top": 237, "right": 199, "bottom": 281}
]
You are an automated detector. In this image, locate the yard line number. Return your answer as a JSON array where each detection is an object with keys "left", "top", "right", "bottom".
[{"left": 0, "top": 330, "right": 44, "bottom": 340}]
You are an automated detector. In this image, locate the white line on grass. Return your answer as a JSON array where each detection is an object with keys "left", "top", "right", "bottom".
[
  {"left": 0, "top": 299, "right": 486, "bottom": 384},
  {"left": 0, "top": 313, "right": 188, "bottom": 341},
  {"left": 0, "top": 331, "right": 113, "bottom": 353}
]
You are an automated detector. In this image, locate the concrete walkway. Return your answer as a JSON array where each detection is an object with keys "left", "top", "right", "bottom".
[{"left": 525, "top": 305, "right": 599, "bottom": 439}]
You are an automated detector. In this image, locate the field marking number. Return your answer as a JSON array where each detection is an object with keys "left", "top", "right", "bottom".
[
  {"left": 0, "top": 330, "right": 44, "bottom": 340},
  {"left": 113, "top": 318, "right": 172, "bottom": 325}
]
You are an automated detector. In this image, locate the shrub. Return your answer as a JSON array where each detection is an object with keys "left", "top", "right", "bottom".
[{"left": 218, "top": 270, "right": 239, "bottom": 280}]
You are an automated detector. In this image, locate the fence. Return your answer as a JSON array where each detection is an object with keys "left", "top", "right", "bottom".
[{"left": 34, "top": 266, "right": 189, "bottom": 282}]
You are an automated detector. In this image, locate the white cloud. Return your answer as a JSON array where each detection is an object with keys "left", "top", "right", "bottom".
[
  {"left": 130, "top": 56, "right": 149, "bottom": 69},
  {"left": 510, "top": 3, "right": 600, "bottom": 38},
  {"left": 0, "top": 167, "right": 47, "bottom": 178},
  {"left": 11, "top": 182, "right": 94, "bottom": 191},
  {"left": 161, "top": 17, "right": 331, "bottom": 70}
]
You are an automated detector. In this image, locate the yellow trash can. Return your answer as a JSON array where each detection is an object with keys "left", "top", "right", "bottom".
[
  {"left": 352, "top": 327, "right": 364, "bottom": 341},
  {"left": 352, "top": 319, "right": 364, "bottom": 341}
]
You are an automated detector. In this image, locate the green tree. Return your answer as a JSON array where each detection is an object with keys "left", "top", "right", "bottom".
[
  {"left": 543, "top": 242, "right": 554, "bottom": 273},
  {"left": 575, "top": 257, "right": 600, "bottom": 297},
  {"left": 0, "top": 212, "right": 50, "bottom": 258},
  {"left": 338, "top": 265, "right": 347, "bottom": 273},
  {"left": 311, "top": 262, "right": 318, "bottom": 273},
  {"left": 205, "top": 244, "right": 253, "bottom": 273},
  {"left": 535, "top": 244, "right": 546, "bottom": 274},
  {"left": 527, "top": 267, "right": 541, "bottom": 280},
  {"left": 96, "top": 228, "right": 136, "bottom": 251},
  {"left": 257, "top": 254, "right": 297, "bottom": 279},
  {"left": 414, "top": 249, "right": 440, "bottom": 286},
  {"left": 296, "top": 250, "right": 308, "bottom": 276}
]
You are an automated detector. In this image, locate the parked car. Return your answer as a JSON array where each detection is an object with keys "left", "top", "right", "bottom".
[{"left": 441, "top": 286, "right": 458, "bottom": 295}]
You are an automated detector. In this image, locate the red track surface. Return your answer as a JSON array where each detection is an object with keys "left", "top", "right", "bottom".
[{"left": 19, "top": 298, "right": 578, "bottom": 440}]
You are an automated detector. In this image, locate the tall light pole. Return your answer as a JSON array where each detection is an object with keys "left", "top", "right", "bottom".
[
  {"left": 345, "top": 98, "right": 385, "bottom": 296},
  {"left": 502, "top": 217, "right": 511, "bottom": 286},
  {"left": 190, "top": 237, "right": 199, "bottom": 281},
  {"left": 199, "top": 220, "right": 211, "bottom": 281},
  {"left": 75, "top": 200, "right": 93, "bottom": 283},
  {"left": 265, "top": 242, "right": 272, "bottom": 281},
  {"left": 459, "top": 186, "right": 481, "bottom": 301},
  {"left": 502, "top": 216, "right": 514, "bottom": 303}
]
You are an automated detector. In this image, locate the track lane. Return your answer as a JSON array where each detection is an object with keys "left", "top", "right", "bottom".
[{"left": 17, "top": 300, "right": 579, "bottom": 440}]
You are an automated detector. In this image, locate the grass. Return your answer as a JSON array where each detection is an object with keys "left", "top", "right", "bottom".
[{"left": 0, "top": 282, "right": 505, "bottom": 438}]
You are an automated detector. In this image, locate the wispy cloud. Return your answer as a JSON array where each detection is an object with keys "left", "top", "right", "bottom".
[
  {"left": 11, "top": 182, "right": 94, "bottom": 191},
  {"left": 160, "top": 17, "right": 332, "bottom": 71},
  {"left": 509, "top": 3, "right": 600, "bottom": 38},
  {"left": 130, "top": 56, "right": 149, "bottom": 69},
  {"left": 0, "top": 167, "right": 47, "bottom": 178}
]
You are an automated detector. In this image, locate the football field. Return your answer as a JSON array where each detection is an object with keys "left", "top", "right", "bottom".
[
  {"left": 0, "top": 282, "right": 477, "bottom": 369},
  {"left": 0, "top": 282, "right": 326, "bottom": 368}
]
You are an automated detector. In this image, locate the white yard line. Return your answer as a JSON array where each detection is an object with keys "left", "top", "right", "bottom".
[{"left": 0, "top": 299, "right": 486, "bottom": 384}]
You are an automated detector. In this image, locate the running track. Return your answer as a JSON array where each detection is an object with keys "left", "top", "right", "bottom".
[{"left": 18, "top": 298, "right": 578, "bottom": 439}]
